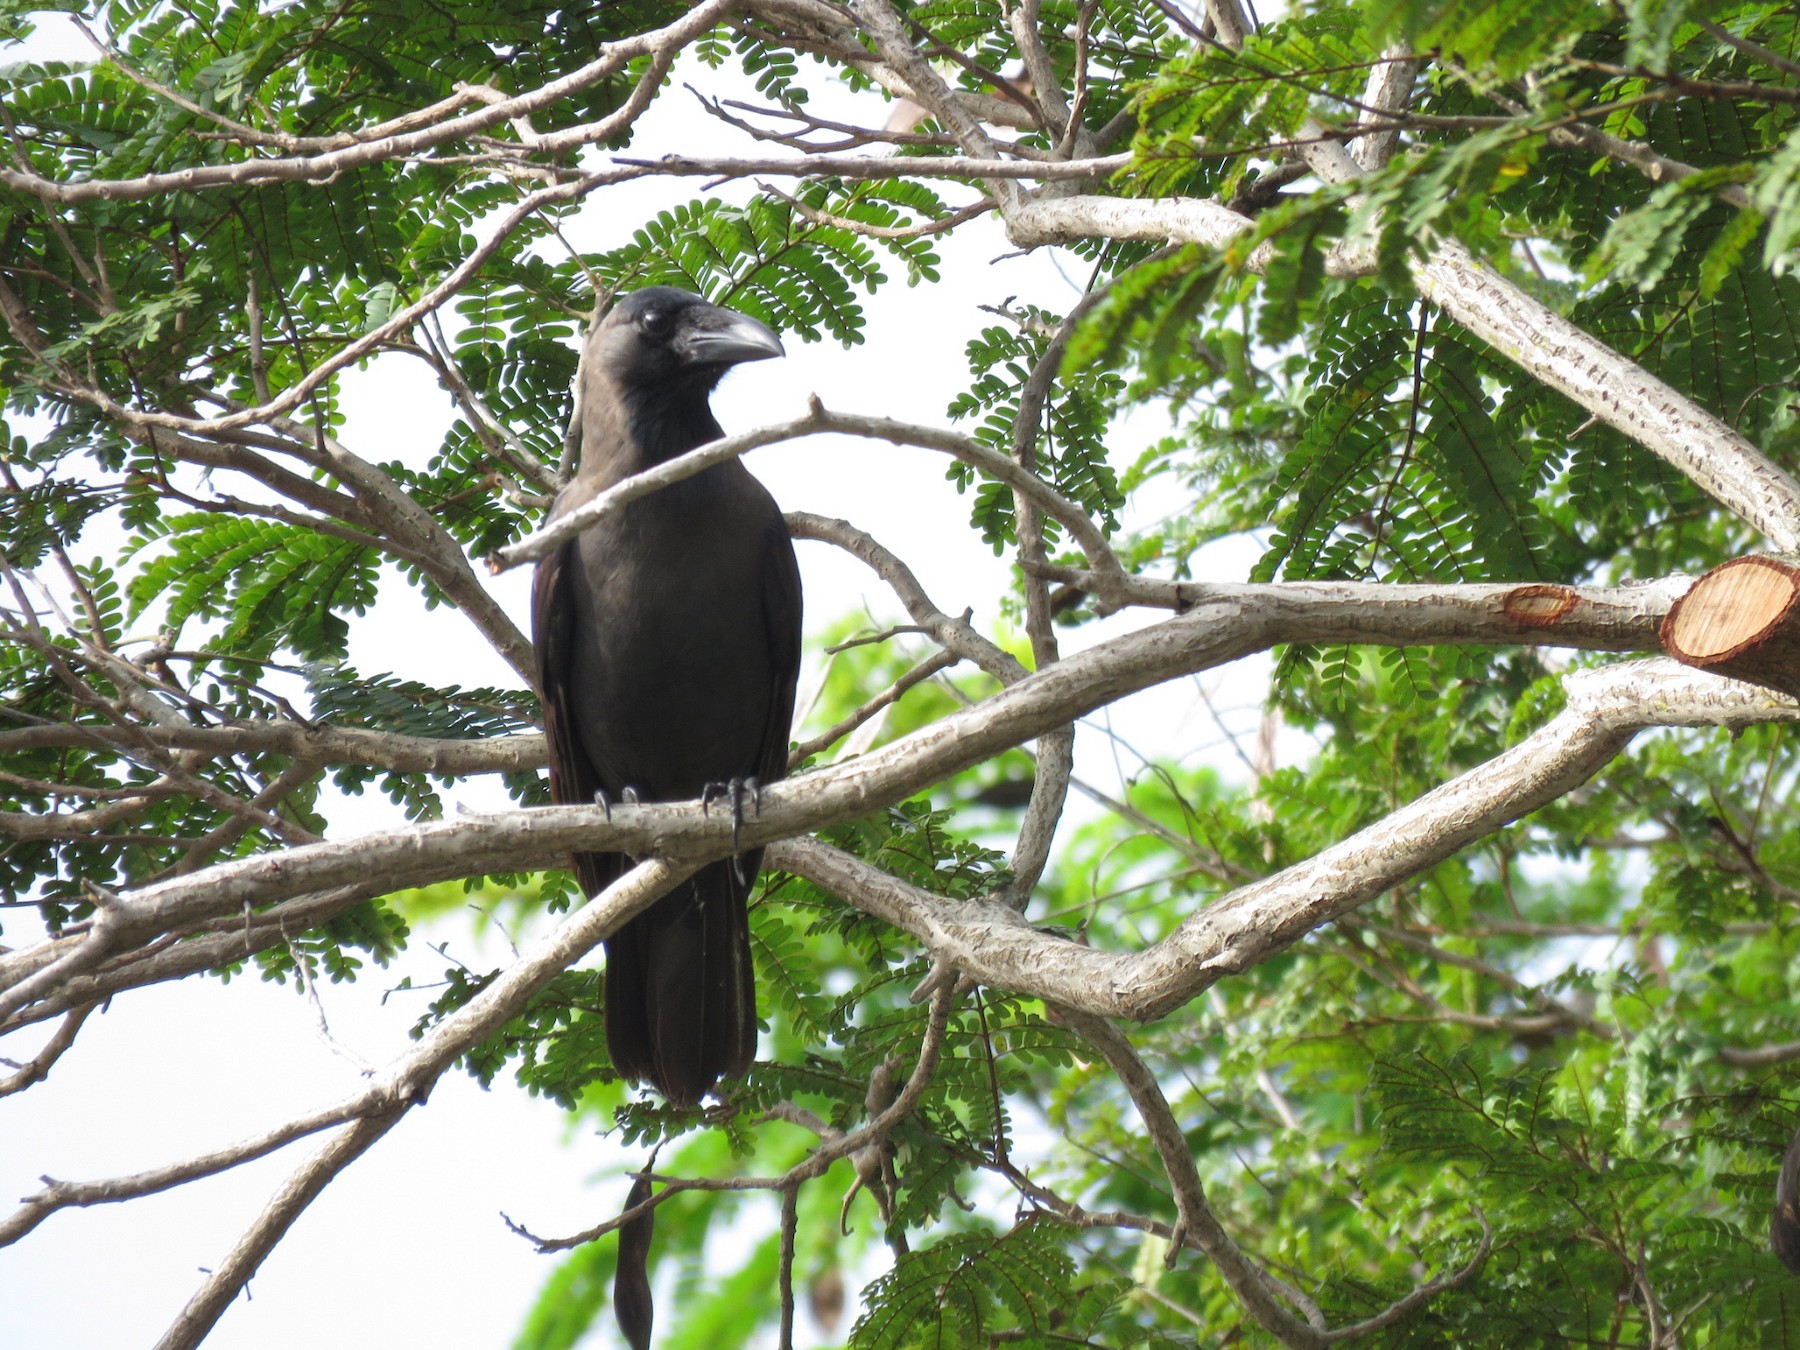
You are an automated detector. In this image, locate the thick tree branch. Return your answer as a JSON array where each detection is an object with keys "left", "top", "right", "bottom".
[
  {"left": 1209, "top": 8, "right": 1800, "bottom": 553},
  {"left": 0, "top": 720, "right": 544, "bottom": 775},
  {"left": 0, "top": 887, "right": 377, "bottom": 1034},
  {"left": 1413, "top": 240, "right": 1800, "bottom": 550},
  {"left": 768, "top": 662, "right": 1800, "bottom": 1021},
  {"left": 1006, "top": 191, "right": 1800, "bottom": 553},
  {"left": 0, "top": 582, "right": 1733, "bottom": 1024}
]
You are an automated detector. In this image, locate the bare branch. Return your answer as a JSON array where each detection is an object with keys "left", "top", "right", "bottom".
[
  {"left": 1, "top": 886, "right": 374, "bottom": 1034},
  {"left": 519, "top": 978, "right": 958, "bottom": 1251},
  {"left": 845, "top": 0, "right": 1025, "bottom": 211},
  {"left": 492, "top": 403, "right": 1123, "bottom": 588},
  {"left": 0, "top": 589, "right": 1766, "bottom": 1025},
  {"left": 1324, "top": 1212, "right": 1492, "bottom": 1341},
  {"left": 0, "top": 1005, "right": 92, "bottom": 1097},
  {"left": 789, "top": 647, "right": 961, "bottom": 765},
  {"left": 768, "top": 662, "right": 1800, "bottom": 1021},
  {"left": 1719, "top": 1039, "right": 1800, "bottom": 1069},
  {"left": 787, "top": 513, "right": 1028, "bottom": 684},
  {"left": 1060, "top": 1008, "right": 1327, "bottom": 1346},
  {"left": 0, "top": 720, "right": 544, "bottom": 777},
  {"left": 1416, "top": 238, "right": 1800, "bottom": 549},
  {"left": 152, "top": 1109, "right": 407, "bottom": 1350},
  {"left": 758, "top": 179, "right": 997, "bottom": 238},
  {"left": 3, "top": 857, "right": 693, "bottom": 1269},
  {"left": 614, "top": 147, "right": 1129, "bottom": 183},
  {"left": 1006, "top": 152, "right": 1800, "bottom": 552},
  {"left": 0, "top": 1, "right": 738, "bottom": 206}
]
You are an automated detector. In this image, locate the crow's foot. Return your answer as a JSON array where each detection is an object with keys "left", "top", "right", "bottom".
[{"left": 701, "top": 778, "right": 760, "bottom": 884}]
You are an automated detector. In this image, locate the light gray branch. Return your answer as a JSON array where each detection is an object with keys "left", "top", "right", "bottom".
[
  {"left": 1005, "top": 157, "right": 1800, "bottom": 551},
  {"left": 0, "top": 720, "right": 544, "bottom": 775},
  {"left": 787, "top": 512, "right": 1028, "bottom": 684},
  {"left": 1063, "top": 1009, "right": 1326, "bottom": 1346},
  {"left": 491, "top": 403, "right": 1122, "bottom": 583},
  {"left": 1, "top": 887, "right": 376, "bottom": 1034},
  {"left": 1203, "top": 18, "right": 1800, "bottom": 555},
  {"left": 0, "top": 0, "right": 737, "bottom": 205},
  {"left": 0, "top": 1005, "right": 91, "bottom": 1097},
  {"left": 1035, "top": 569, "right": 1688, "bottom": 639},
  {"left": 1414, "top": 239, "right": 1800, "bottom": 551},
  {"left": 0, "top": 581, "right": 1733, "bottom": 1023},
  {"left": 4, "top": 857, "right": 691, "bottom": 1269},
  {"left": 612, "top": 148, "right": 1129, "bottom": 181},
  {"left": 845, "top": 0, "right": 1025, "bottom": 211},
  {"left": 1353, "top": 51, "right": 1416, "bottom": 169},
  {"left": 767, "top": 662, "right": 1800, "bottom": 1021},
  {"left": 151, "top": 1109, "right": 407, "bottom": 1350}
]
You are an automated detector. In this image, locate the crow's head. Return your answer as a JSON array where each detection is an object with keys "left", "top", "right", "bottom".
[{"left": 592, "top": 287, "right": 785, "bottom": 393}]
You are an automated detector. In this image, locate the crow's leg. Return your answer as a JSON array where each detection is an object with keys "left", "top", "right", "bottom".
[{"left": 701, "top": 778, "right": 757, "bottom": 884}]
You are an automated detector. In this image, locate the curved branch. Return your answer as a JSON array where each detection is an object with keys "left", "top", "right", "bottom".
[
  {"left": 768, "top": 661, "right": 1800, "bottom": 1021},
  {"left": 1062, "top": 1008, "right": 1326, "bottom": 1346},
  {"left": 787, "top": 512, "right": 1028, "bottom": 683},
  {"left": 2, "top": 857, "right": 693, "bottom": 1261},
  {"left": 1096, "top": 12, "right": 1800, "bottom": 553},
  {"left": 491, "top": 403, "right": 1122, "bottom": 582}
]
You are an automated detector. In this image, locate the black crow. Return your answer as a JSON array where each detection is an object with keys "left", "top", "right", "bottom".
[{"left": 533, "top": 286, "right": 801, "bottom": 1109}]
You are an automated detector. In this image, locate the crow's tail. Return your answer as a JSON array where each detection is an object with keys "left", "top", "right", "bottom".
[{"left": 602, "top": 853, "right": 757, "bottom": 1107}]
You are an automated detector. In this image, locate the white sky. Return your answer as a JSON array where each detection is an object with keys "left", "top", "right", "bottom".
[{"left": 1, "top": 13, "right": 1291, "bottom": 1348}]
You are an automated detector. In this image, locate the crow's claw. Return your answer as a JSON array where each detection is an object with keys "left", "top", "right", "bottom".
[
  {"left": 701, "top": 778, "right": 753, "bottom": 885},
  {"left": 593, "top": 788, "right": 612, "bottom": 823}
]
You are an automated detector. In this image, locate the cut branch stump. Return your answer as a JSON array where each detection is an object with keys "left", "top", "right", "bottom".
[{"left": 1660, "top": 557, "right": 1800, "bottom": 698}]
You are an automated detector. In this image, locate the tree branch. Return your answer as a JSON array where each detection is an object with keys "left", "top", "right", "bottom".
[
  {"left": 1060, "top": 1008, "right": 1327, "bottom": 1346},
  {"left": 767, "top": 661, "right": 1800, "bottom": 1021},
  {"left": 0, "top": 583, "right": 1756, "bottom": 1025},
  {"left": 491, "top": 403, "right": 1123, "bottom": 588},
  {"left": 0, "top": 0, "right": 739, "bottom": 206}
]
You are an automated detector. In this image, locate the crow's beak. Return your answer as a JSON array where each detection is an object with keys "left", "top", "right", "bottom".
[{"left": 679, "top": 305, "right": 785, "bottom": 368}]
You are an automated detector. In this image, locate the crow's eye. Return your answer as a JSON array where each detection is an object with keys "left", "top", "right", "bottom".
[{"left": 640, "top": 308, "right": 672, "bottom": 339}]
